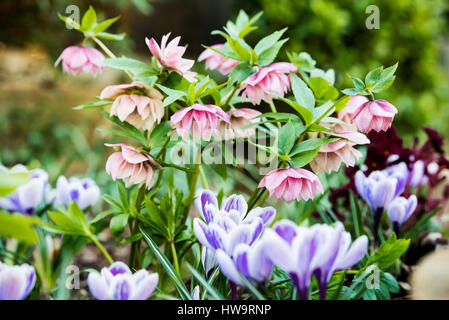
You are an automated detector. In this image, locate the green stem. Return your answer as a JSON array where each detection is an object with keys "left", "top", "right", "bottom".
[
  {"left": 91, "top": 35, "right": 134, "bottom": 81},
  {"left": 90, "top": 236, "right": 113, "bottom": 264},
  {"left": 186, "top": 164, "right": 200, "bottom": 205},
  {"left": 129, "top": 186, "right": 146, "bottom": 268},
  {"left": 221, "top": 85, "right": 239, "bottom": 108},
  {"left": 199, "top": 165, "right": 209, "bottom": 189},
  {"left": 269, "top": 101, "right": 281, "bottom": 128},
  {"left": 170, "top": 241, "right": 181, "bottom": 276}
]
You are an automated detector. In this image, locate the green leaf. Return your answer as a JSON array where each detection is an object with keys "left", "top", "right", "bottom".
[
  {"left": 73, "top": 100, "right": 111, "bottom": 110},
  {"left": 308, "top": 77, "right": 339, "bottom": 101},
  {"left": 229, "top": 61, "right": 254, "bottom": 83},
  {"left": 186, "top": 263, "right": 224, "bottom": 300},
  {"left": 140, "top": 227, "right": 192, "bottom": 300},
  {"left": 156, "top": 84, "right": 188, "bottom": 107},
  {"left": 47, "top": 202, "right": 92, "bottom": 237},
  {"left": 349, "top": 191, "right": 363, "bottom": 238},
  {"left": 290, "top": 149, "right": 319, "bottom": 168},
  {"left": 110, "top": 213, "right": 129, "bottom": 238},
  {"left": 254, "top": 28, "right": 288, "bottom": 66},
  {"left": 149, "top": 121, "right": 171, "bottom": 149},
  {"left": 225, "top": 10, "right": 263, "bottom": 38},
  {"left": 80, "top": 6, "right": 97, "bottom": 32},
  {"left": 333, "top": 95, "right": 351, "bottom": 112},
  {"left": 287, "top": 51, "right": 316, "bottom": 73},
  {"left": 276, "top": 97, "right": 313, "bottom": 126},
  {"left": 0, "top": 212, "right": 42, "bottom": 243},
  {"left": 239, "top": 274, "right": 266, "bottom": 300},
  {"left": 93, "top": 16, "right": 120, "bottom": 34},
  {"left": 57, "top": 12, "right": 80, "bottom": 30},
  {"left": 278, "top": 120, "right": 296, "bottom": 156},
  {"left": 102, "top": 112, "right": 148, "bottom": 146},
  {"left": 361, "top": 233, "right": 410, "bottom": 272},
  {"left": 403, "top": 207, "right": 439, "bottom": 239},
  {"left": 89, "top": 209, "right": 116, "bottom": 224},
  {"left": 0, "top": 171, "right": 29, "bottom": 197},
  {"left": 289, "top": 138, "right": 337, "bottom": 157},
  {"left": 100, "top": 57, "right": 152, "bottom": 76},
  {"left": 290, "top": 74, "right": 315, "bottom": 111}
]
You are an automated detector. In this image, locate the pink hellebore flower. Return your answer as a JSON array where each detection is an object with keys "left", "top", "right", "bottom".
[
  {"left": 145, "top": 33, "right": 197, "bottom": 82},
  {"left": 100, "top": 81, "right": 164, "bottom": 131},
  {"left": 105, "top": 144, "right": 161, "bottom": 190},
  {"left": 310, "top": 131, "right": 370, "bottom": 174},
  {"left": 339, "top": 95, "right": 398, "bottom": 133},
  {"left": 238, "top": 62, "right": 297, "bottom": 105},
  {"left": 170, "top": 104, "right": 230, "bottom": 141},
  {"left": 258, "top": 168, "right": 324, "bottom": 203},
  {"left": 219, "top": 108, "right": 261, "bottom": 140},
  {"left": 54, "top": 46, "right": 105, "bottom": 76},
  {"left": 198, "top": 44, "right": 240, "bottom": 75}
]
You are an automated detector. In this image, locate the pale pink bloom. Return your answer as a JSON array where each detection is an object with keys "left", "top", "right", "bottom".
[
  {"left": 100, "top": 81, "right": 164, "bottom": 131},
  {"left": 198, "top": 44, "right": 240, "bottom": 75},
  {"left": 339, "top": 96, "right": 398, "bottom": 133},
  {"left": 219, "top": 108, "right": 261, "bottom": 140},
  {"left": 54, "top": 46, "right": 105, "bottom": 76},
  {"left": 310, "top": 131, "right": 370, "bottom": 174},
  {"left": 105, "top": 144, "right": 161, "bottom": 189},
  {"left": 258, "top": 168, "right": 324, "bottom": 203},
  {"left": 145, "top": 33, "right": 197, "bottom": 82},
  {"left": 338, "top": 95, "right": 369, "bottom": 123},
  {"left": 170, "top": 104, "right": 230, "bottom": 141},
  {"left": 238, "top": 62, "right": 297, "bottom": 105}
]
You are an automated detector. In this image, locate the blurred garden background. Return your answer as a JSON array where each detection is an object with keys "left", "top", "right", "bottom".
[{"left": 1, "top": 0, "right": 449, "bottom": 184}]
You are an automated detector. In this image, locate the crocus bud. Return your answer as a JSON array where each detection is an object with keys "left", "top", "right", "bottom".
[
  {"left": 87, "top": 261, "right": 158, "bottom": 300},
  {"left": 0, "top": 165, "right": 51, "bottom": 215},
  {"left": 100, "top": 81, "right": 164, "bottom": 131},
  {"left": 310, "top": 131, "right": 370, "bottom": 174},
  {"left": 54, "top": 46, "right": 105, "bottom": 76},
  {"left": 258, "top": 168, "right": 324, "bottom": 203},
  {"left": 219, "top": 108, "right": 261, "bottom": 140},
  {"left": 52, "top": 176, "right": 100, "bottom": 210},
  {"left": 145, "top": 33, "right": 197, "bottom": 82},
  {"left": 387, "top": 195, "right": 417, "bottom": 233},
  {"left": 198, "top": 44, "right": 240, "bottom": 75},
  {"left": 105, "top": 144, "right": 161, "bottom": 190},
  {"left": 170, "top": 104, "right": 230, "bottom": 141},
  {"left": 238, "top": 62, "right": 297, "bottom": 105},
  {"left": 0, "top": 262, "right": 36, "bottom": 300}
]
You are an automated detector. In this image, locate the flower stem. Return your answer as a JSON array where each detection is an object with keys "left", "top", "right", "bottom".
[
  {"left": 91, "top": 35, "right": 134, "bottom": 81},
  {"left": 269, "top": 101, "right": 281, "bottom": 128},
  {"left": 199, "top": 165, "right": 209, "bottom": 189},
  {"left": 186, "top": 163, "right": 200, "bottom": 206},
  {"left": 221, "top": 85, "right": 239, "bottom": 108},
  {"left": 90, "top": 236, "right": 113, "bottom": 265},
  {"left": 170, "top": 241, "right": 181, "bottom": 276}
]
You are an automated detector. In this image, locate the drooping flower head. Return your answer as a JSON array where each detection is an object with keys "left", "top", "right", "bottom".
[
  {"left": 263, "top": 220, "right": 368, "bottom": 300},
  {"left": 219, "top": 108, "right": 261, "bottom": 140},
  {"left": 387, "top": 195, "right": 417, "bottom": 233},
  {"left": 258, "top": 168, "right": 324, "bottom": 203},
  {"left": 0, "top": 165, "right": 51, "bottom": 215},
  {"left": 145, "top": 33, "right": 197, "bottom": 82},
  {"left": 339, "top": 96, "right": 398, "bottom": 133},
  {"left": 198, "top": 44, "right": 240, "bottom": 75},
  {"left": 193, "top": 190, "right": 276, "bottom": 257},
  {"left": 87, "top": 261, "right": 158, "bottom": 300},
  {"left": 105, "top": 144, "right": 161, "bottom": 190},
  {"left": 100, "top": 81, "right": 164, "bottom": 131},
  {"left": 52, "top": 176, "right": 100, "bottom": 210},
  {"left": 54, "top": 46, "right": 105, "bottom": 76},
  {"left": 311, "top": 131, "right": 370, "bottom": 174},
  {"left": 0, "top": 262, "right": 36, "bottom": 300},
  {"left": 238, "top": 62, "right": 297, "bottom": 105},
  {"left": 170, "top": 104, "right": 230, "bottom": 141}
]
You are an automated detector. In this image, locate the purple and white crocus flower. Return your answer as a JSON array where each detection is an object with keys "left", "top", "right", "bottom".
[
  {"left": 52, "top": 176, "right": 100, "bottom": 210},
  {"left": 87, "top": 261, "right": 158, "bottom": 300},
  {"left": 0, "top": 262, "right": 36, "bottom": 300},
  {"left": 0, "top": 165, "right": 51, "bottom": 215},
  {"left": 262, "top": 220, "right": 368, "bottom": 300},
  {"left": 387, "top": 195, "right": 418, "bottom": 234},
  {"left": 193, "top": 190, "right": 276, "bottom": 285}
]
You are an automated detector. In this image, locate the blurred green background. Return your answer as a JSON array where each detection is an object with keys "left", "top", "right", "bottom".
[{"left": 0, "top": 0, "right": 448, "bottom": 178}]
